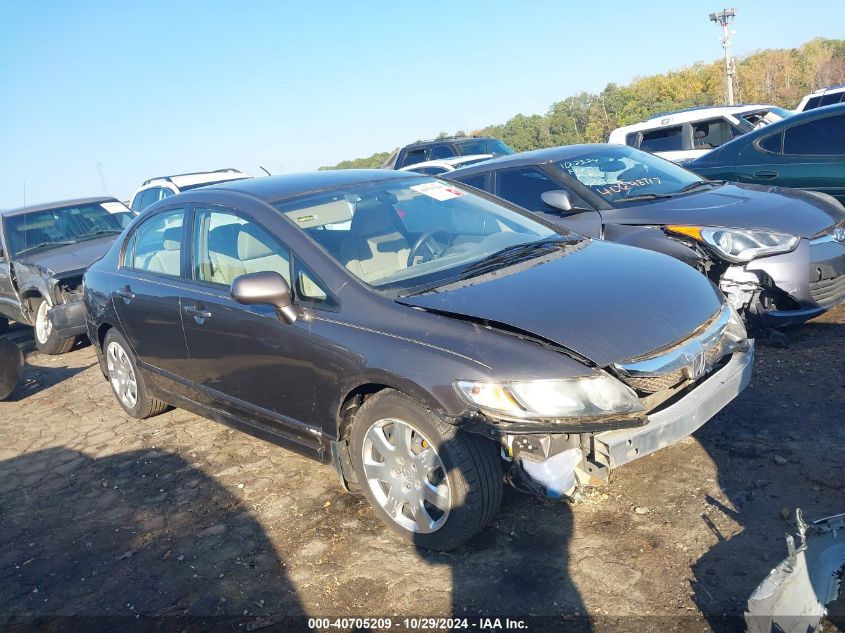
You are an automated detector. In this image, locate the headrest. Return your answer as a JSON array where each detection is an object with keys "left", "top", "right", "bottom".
[
  {"left": 351, "top": 199, "right": 399, "bottom": 237},
  {"left": 694, "top": 129, "right": 707, "bottom": 139},
  {"left": 237, "top": 224, "right": 275, "bottom": 260},
  {"left": 209, "top": 223, "right": 241, "bottom": 258},
  {"left": 162, "top": 227, "right": 182, "bottom": 251}
]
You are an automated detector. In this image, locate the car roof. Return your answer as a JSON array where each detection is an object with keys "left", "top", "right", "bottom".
[
  {"left": 402, "top": 136, "right": 500, "bottom": 149},
  {"left": 1, "top": 196, "right": 121, "bottom": 218},
  {"left": 449, "top": 144, "right": 615, "bottom": 176},
  {"left": 141, "top": 168, "right": 248, "bottom": 188},
  {"left": 610, "top": 104, "right": 781, "bottom": 135},
  {"left": 201, "top": 169, "right": 420, "bottom": 202}
]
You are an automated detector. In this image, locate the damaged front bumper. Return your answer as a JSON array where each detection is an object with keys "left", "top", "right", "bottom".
[
  {"left": 722, "top": 235, "right": 845, "bottom": 327},
  {"left": 48, "top": 300, "right": 88, "bottom": 339},
  {"left": 747, "top": 509, "right": 845, "bottom": 633},
  {"left": 506, "top": 342, "right": 754, "bottom": 498}
]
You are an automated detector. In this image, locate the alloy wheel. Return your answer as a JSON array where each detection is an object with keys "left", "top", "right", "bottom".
[
  {"left": 34, "top": 301, "right": 52, "bottom": 345},
  {"left": 361, "top": 418, "right": 451, "bottom": 533},
  {"left": 106, "top": 341, "right": 138, "bottom": 409}
]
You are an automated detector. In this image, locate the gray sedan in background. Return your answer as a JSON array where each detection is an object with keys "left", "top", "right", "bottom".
[{"left": 448, "top": 145, "right": 845, "bottom": 329}]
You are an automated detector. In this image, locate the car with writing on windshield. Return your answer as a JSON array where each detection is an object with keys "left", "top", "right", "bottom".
[
  {"left": 686, "top": 103, "right": 845, "bottom": 205},
  {"left": 83, "top": 170, "right": 753, "bottom": 549},
  {"left": 448, "top": 144, "right": 845, "bottom": 328},
  {"left": 0, "top": 197, "right": 134, "bottom": 353}
]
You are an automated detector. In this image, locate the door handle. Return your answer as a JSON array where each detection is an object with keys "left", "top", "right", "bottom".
[
  {"left": 116, "top": 286, "right": 135, "bottom": 301},
  {"left": 753, "top": 170, "right": 779, "bottom": 179},
  {"left": 183, "top": 305, "right": 212, "bottom": 320}
]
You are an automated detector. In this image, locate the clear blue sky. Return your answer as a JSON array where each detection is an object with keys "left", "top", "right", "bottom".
[{"left": 1, "top": 0, "right": 841, "bottom": 208}]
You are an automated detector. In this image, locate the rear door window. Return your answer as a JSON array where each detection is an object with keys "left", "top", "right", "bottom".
[
  {"left": 429, "top": 145, "right": 455, "bottom": 159},
  {"left": 639, "top": 126, "right": 684, "bottom": 152},
  {"left": 819, "top": 92, "right": 844, "bottom": 107},
  {"left": 803, "top": 96, "right": 823, "bottom": 111},
  {"left": 783, "top": 114, "right": 845, "bottom": 155},
  {"left": 400, "top": 149, "right": 427, "bottom": 168},
  {"left": 123, "top": 209, "right": 185, "bottom": 277},
  {"left": 692, "top": 118, "right": 739, "bottom": 149},
  {"left": 759, "top": 131, "right": 783, "bottom": 154}
]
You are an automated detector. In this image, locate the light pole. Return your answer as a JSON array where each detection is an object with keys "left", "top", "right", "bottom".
[{"left": 710, "top": 8, "right": 737, "bottom": 105}]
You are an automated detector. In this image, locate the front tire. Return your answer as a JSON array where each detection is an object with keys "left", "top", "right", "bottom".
[
  {"left": 103, "top": 329, "right": 169, "bottom": 419},
  {"left": 349, "top": 389, "right": 502, "bottom": 550},
  {"left": 33, "top": 298, "right": 75, "bottom": 355}
]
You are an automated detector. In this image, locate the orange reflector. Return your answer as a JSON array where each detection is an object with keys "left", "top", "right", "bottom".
[{"left": 666, "top": 225, "right": 703, "bottom": 241}]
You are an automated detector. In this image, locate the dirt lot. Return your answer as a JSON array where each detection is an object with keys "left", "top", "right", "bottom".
[{"left": 0, "top": 305, "right": 843, "bottom": 632}]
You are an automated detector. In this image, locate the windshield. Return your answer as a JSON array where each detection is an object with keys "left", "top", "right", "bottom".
[
  {"left": 555, "top": 146, "right": 703, "bottom": 207},
  {"left": 737, "top": 107, "right": 791, "bottom": 130},
  {"left": 272, "top": 177, "right": 561, "bottom": 291},
  {"left": 455, "top": 139, "right": 514, "bottom": 157},
  {"left": 4, "top": 201, "right": 133, "bottom": 257}
]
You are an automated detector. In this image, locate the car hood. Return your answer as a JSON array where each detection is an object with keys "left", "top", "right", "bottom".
[
  {"left": 399, "top": 240, "right": 724, "bottom": 367},
  {"left": 604, "top": 183, "right": 844, "bottom": 238},
  {"left": 16, "top": 235, "right": 117, "bottom": 276}
]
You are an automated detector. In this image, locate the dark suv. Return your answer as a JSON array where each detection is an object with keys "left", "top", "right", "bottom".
[
  {"left": 83, "top": 170, "right": 752, "bottom": 549},
  {"left": 384, "top": 137, "right": 514, "bottom": 170}
]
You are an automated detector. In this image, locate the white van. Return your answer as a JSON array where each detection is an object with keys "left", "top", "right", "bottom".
[{"left": 608, "top": 104, "right": 791, "bottom": 163}]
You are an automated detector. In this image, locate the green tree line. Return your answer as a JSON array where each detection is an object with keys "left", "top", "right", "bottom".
[{"left": 320, "top": 37, "right": 845, "bottom": 169}]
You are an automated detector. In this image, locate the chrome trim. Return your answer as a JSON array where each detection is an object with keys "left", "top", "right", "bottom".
[
  {"left": 595, "top": 341, "right": 754, "bottom": 469},
  {"left": 614, "top": 304, "right": 732, "bottom": 381}
]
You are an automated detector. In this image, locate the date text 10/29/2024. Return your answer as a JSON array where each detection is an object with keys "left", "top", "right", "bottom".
[{"left": 308, "top": 617, "right": 528, "bottom": 631}]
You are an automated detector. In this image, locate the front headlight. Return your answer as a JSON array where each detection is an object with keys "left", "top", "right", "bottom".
[
  {"left": 724, "top": 303, "right": 749, "bottom": 348},
  {"left": 455, "top": 373, "right": 645, "bottom": 421},
  {"left": 666, "top": 225, "right": 799, "bottom": 263}
]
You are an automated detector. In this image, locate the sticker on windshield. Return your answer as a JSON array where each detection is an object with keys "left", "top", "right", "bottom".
[
  {"left": 410, "top": 182, "right": 466, "bottom": 201},
  {"left": 100, "top": 201, "right": 129, "bottom": 214}
]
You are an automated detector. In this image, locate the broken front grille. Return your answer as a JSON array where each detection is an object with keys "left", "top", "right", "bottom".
[{"left": 613, "top": 305, "right": 735, "bottom": 395}]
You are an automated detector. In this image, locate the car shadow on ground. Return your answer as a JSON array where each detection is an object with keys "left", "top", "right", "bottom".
[
  {"left": 1, "top": 328, "right": 94, "bottom": 401},
  {"left": 410, "top": 433, "right": 590, "bottom": 632},
  {"left": 0, "top": 447, "right": 308, "bottom": 632},
  {"left": 691, "top": 319, "right": 845, "bottom": 632}
]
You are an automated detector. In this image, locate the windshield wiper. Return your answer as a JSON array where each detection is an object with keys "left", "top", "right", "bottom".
[
  {"left": 456, "top": 238, "right": 573, "bottom": 278},
  {"left": 16, "top": 240, "right": 76, "bottom": 256},
  {"left": 77, "top": 229, "right": 122, "bottom": 238},
  {"left": 617, "top": 192, "right": 675, "bottom": 203},
  {"left": 396, "top": 238, "right": 579, "bottom": 298},
  {"left": 678, "top": 180, "right": 724, "bottom": 193}
]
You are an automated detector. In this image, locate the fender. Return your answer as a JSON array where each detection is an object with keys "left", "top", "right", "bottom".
[{"left": 604, "top": 224, "right": 708, "bottom": 270}]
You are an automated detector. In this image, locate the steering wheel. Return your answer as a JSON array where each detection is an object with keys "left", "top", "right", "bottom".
[{"left": 407, "top": 230, "right": 453, "bottom": 266}]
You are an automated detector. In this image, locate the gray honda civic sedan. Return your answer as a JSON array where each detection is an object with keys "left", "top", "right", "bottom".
[{"left": 83, "top": 170, "right": 753, "bottom": 549}]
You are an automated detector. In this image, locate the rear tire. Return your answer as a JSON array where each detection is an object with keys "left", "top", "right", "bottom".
[
  {"left": 349, "top": 389, "right": 502, "bottom": 551},
  {"left": 33, "top": 298, "right": 75, "bottom": 355},
  {"left": 103, "top": 329, "right": 169, "bottom": 419}
]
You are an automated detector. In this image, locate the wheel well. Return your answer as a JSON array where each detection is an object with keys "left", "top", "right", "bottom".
[
  {"left": 97, "top": 323, "right": 113, "bottom": 350},
  {"left": 336, "top": 383, "right": 391, "bottom": 440}
]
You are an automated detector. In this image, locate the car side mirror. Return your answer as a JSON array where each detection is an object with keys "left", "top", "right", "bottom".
[
  {"left": 231, "top": 271, "right": 297, "bottom": 324},
  {"left": 540, "top": 190, "right": 574, "bottom": 213}
]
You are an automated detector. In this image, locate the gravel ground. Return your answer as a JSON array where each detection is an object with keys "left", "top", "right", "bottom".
[{"left": 0, "top": 305, "right": 843, "bottom": 632}]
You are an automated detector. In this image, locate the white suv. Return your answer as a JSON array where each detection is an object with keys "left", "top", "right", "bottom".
[
  {"left": 796, "top": 84, "right": 845, "bottom": 112},
  {"left": 608, "top": 105, "right": 791, "bottom": 163},
  {"left": 129, "top": 168, "right": 250, "bottom": 212}
]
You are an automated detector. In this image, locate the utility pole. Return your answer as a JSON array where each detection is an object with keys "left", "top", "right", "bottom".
[{"left": 710, "top": 8, "right": 737, "bottom": 105}]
